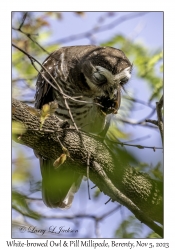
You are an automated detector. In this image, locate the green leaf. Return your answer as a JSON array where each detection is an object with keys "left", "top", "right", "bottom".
[
  {"left": 147, "top": 51, "right": 163, "bottom": 68},
  {"left": 40, "top": 101, "right": 58, "bottom": 128},
  {"left": 12, "top": 50, "right": 24, "bottom": 63},
  {"left": 146, "top": 232, "right": 162, "bottom": 239}
]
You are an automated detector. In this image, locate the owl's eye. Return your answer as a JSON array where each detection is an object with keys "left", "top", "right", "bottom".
[
  {"left": 120, "top": 77, "right": 129, "bottom": 86},
  {"left": 94, "top": 72, "right": 107, "bottom": 84}
]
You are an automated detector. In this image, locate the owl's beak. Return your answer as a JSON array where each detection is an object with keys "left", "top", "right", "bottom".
[
  {"left": 104, "top": 87, "right": 121, "bottom": 114},
  {"left": 97, "top": 87, "right": 121, "bottom": 115}
]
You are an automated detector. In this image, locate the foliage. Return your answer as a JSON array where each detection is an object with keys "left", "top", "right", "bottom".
[
  {"left": 12, "top": 190, "right": 40, "bottom": 220},
  {"left": 115, "top": 215, "right": 145, "bottom": 238}
]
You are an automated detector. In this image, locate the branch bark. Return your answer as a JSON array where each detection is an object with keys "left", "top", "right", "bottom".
[
  {"left": 156, "top": 95, "right": 164, "bottom": 145},
  {"left": 12, "top": 98, "right": 163, "bottom": 237}
]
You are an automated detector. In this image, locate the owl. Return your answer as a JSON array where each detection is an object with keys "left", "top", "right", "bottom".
[{"left": 35, "top": 45, "right": 132, "bottom": 208}]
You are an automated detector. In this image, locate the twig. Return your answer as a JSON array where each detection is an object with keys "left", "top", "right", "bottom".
[
  {"left": 145, "top": 96, "right": 163, "bottom": 145},
  {"left": 50, "top": 12, "right": 149, "bottom": 45},
  {"left": 18, "top": 12, "right": 28, "bottom": 30},
  {"left": 145, "top": 119, "right": 158, "bottom": 126},
  {"left": 119, "top": 118, "right": 158, "bottom": 129},
  {"left": 124, "top": 135, "right": 151, "bottom": 143},
  {"left": 156, "top": 95, "right": 163, "bottom": 145},
  {"left": 117, "top": 142, "right": 162, "bottom": 150},
  {"left": 105, "top": 198, "right": 112, "bottom": 204},
  {"left": 12, "top": 11, "right": 49, "bottom": 55},
  {"left": 98, "top": 205, "right": 121, "bottom": 220},
  {"left": 124, "top": 96, "right": 155, "bottom": 110},
  {"left": 87, "top": 152, "right": 91, "bottom": 200},
  {"left": 26, "top": 197, "right": 42, "bottom": 201},
  {"left": 13, "top": 26, "right": 49, "bottom": 54},
  {"left": 107, "top": 138, "right": 163, "bottom": 151},
  {"left": 13, "top": 200, "right": 119, "bottom": 222},
  {"left": 134, "top": 108, "right": 156, "bottom": 124}
]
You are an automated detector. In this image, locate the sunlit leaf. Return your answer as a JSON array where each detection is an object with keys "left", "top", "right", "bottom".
[
  {"left": 12, "top": 150, "right": 32, "bottom": 183},
  {"left": 37, "top": 31, "right": 51, "bottom": 43},
  {"left": 40, "top": 101, "right": 58, "bottom": 128},
  {"left": 147, "top": 51, "right": 163, "bottom": 68},
  {"left": 12, "top": 121, "right": 26, "bottom": 136},
  {"left": 53, "top": 153, "right": 67, "bottom": 169},
  {"left": 12, "top": 50, "right": 24, "bottom": 63},
  {"left": 107, "top": 124, "right": 131, "bottom": 141}
]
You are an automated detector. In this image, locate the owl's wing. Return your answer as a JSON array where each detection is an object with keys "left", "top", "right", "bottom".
[
  {"left": 35, "top": 47, "right": 72, "bottom": 109},
  {"left": 35, "top": 54, "right": 55, "bottom": 109},
  {"left": 35, "top": 51, "right": 83, "bottom": 209}
]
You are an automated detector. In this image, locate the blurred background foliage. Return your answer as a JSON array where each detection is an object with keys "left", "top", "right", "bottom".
[{"left": 12, "top": 11, "right": 163, "bottom": 238}]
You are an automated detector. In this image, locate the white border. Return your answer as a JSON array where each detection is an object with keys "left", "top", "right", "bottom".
[{"left": 1, "top": 1, "right": 174, "bottom": 248}]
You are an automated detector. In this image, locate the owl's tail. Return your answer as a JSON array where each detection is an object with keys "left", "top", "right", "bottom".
[{"left": 39, "top": 157, "right": 82, "bottom": 208}]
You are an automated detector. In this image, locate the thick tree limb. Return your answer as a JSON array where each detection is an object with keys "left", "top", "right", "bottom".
[{"left": 12, "top": 98, "right": 163, "bottom": 237}]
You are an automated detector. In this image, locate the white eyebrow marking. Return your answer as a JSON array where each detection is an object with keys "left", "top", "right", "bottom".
[
  {"left": 114, "top": 67, "right": 131, "bottom": 81},
  {"left": 95, "top": 66, "right": 131, "bottom": 85}
]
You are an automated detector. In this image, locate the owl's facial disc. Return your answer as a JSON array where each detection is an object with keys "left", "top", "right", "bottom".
[
  {"left": 93, "top": 66, "right": 131, "bottom": 114},
  {"left": 95, "top": 66, "right": 131, "bottom": 95}
]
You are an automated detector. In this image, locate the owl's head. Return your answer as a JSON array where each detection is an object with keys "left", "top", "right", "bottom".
[{"left": 81, "top": 46, "right": 132, "bottom": 114}]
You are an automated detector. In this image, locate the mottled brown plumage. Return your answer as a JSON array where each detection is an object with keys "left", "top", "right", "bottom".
[{"left": 35, "top": 45, "right": 132, "bottom": 208}]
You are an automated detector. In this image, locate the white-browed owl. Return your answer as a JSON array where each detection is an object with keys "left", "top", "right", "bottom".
[{"left": 35, "top": 45, "right": 132, "bottom": 208}]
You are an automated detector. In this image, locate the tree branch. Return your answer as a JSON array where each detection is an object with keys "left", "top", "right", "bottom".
[
  {"left": 12, "top": 98, "right": 163, "bottom": 237},
  {"left": 50, "top": 12, "right": 149, "bottom": 45},
  {"left": 146, "top": 95, "right": 163, "bottom": 145},
  {"left": 156, "top": 95, "right": 164, "bottom": 145}
]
